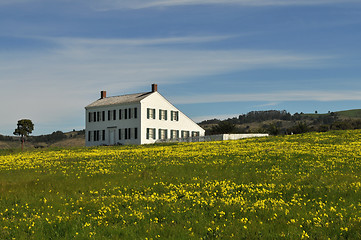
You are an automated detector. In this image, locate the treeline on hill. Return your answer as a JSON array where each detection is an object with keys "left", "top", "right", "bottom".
[
  {"left": 28, "top": 130, "right": 85, "bottom": 143},
  {"left": 200, "top": 110, "right": 361, "bottom": 135}
]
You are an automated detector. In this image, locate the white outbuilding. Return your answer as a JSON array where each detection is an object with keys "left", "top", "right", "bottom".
[{"left": 85, "top": 84, "right": 205, "bottom": 146}]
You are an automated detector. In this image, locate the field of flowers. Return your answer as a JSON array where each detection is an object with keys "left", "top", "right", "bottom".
[{"left": 1, "top": 130, "right": 361, "bottom": 239}]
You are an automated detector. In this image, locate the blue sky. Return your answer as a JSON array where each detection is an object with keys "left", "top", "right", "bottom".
[{"left": 1, "top": 0, "right": 361, "bottom": 135}]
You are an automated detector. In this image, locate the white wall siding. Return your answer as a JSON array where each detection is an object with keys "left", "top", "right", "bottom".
[
  {"left": 85, "top": 103, "right": 141, "bottom": 146},
  {"left": 140, "top": 92, "right": 205, "bottom": 144}
]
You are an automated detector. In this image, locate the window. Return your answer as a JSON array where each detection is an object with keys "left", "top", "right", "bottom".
[
  {"left": 124, "top": 128, "right": 131, "bottom": 139},
  {"left": 192, "top": 131, "right": 200, "bottom": 137},
  {"left": 128, "top": 108, "right": 132, "bottom": 119},
  {"left": 134, "top": 108, "right": 138, "bottom": 119},
  {"left": 119, "top": 129, "right": 122, "bottom": 140},
  {"left": 97, "top": 112, "right": 100, "bottom": 122},
  {"left": 102, "top": 111, "right": 105, "bottom": 121},
  {"left": 159, "top": 129, "right": 167, "bottom": 140},
  {"left": 181, "top": 131, "right": 190, "bottom": 138},
  {"left": 88, "top": 131, "right": 92, "bottom": 141},
  {"left": 90, "top": 112, "right": 96, "bottom": 122},
  {"left": 125, "top": 109, "right": 128, "bottom": 119},
  {"left": 93, "top": 130, "right": 100, "bottom": 141},
  {"left": 159, "top": 109, "right": 167, "bottom": 120},
  {"left": 146, "top": 128, "right": 156, "bottom": 139},
  {"left": 108, "top": 110, "right": 116, "bottom": 120},
  {"left": 171, "top": 111, "right": 179, "bottom": 121},
  {"left": 119, "top": 109, "right": 122, "bottom": 120},
  {"left": 147, "top": 108, "right": 156, "bottom": 119},
  {"left": 88, "top": 112, "right": 92, "bottom": 122},
  {"left": 170, "top": 130, "right": 179, "bottom": 139},
  {"left": 134, "top": 128, "right": 138, "bottom": 139}
]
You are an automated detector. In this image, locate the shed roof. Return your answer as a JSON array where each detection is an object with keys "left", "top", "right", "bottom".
[{"left": 86, "top": 91, "right": 153, "bottom": 108}]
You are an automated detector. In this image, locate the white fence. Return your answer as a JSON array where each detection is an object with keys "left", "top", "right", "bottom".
[{"left": 156, "top": 133, "right": 269, "bottom": 143}]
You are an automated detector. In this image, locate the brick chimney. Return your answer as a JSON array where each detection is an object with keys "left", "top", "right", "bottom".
[
  {"left": 100, "top": 91, "right": 107, "bottom": 99},
  {"left": 151, "top": 84, "right": 158, "bottom": 92}
]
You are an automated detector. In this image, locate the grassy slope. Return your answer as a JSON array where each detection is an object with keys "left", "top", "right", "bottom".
[
  {"left": 1, "top": 130, "right": 361, "bottom": 239},
  {"left": 336, "top": 109, "right": 361, "bottom": 118}
]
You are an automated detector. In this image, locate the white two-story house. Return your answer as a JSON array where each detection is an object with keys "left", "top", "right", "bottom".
[{"left": 85, "top": 84, "right": 205, "bottom": 146}]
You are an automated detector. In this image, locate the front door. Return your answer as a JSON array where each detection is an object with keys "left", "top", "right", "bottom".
[{"left": 109, "top": 129, "right": 116, "bottom": 145}]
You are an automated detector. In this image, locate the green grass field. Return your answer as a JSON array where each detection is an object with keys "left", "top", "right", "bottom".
[{"left": 1, "top": 130, "right": 361, "bottom": 239}]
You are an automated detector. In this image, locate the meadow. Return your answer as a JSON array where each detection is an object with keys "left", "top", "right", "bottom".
[{"left": 1, "top": 130, "right": 361, "bottom": 239}]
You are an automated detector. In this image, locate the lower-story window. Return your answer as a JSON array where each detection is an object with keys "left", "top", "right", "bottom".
[
  {"left": 122, "top": 128, "right": 132, "bottom": 140},
  {"left": 170, "top": 130, "right": 179, "bottom": 139},
  {"left": 181, "top": 130, "right": 190, "bottom": 138},
  {"left": 88, "top": 130, "right": 105, "bottom": 142},
  {"left": 88, "top": 131, "right": 92, "bottom": 141},
  {"left": 159, "top": 129, "right": 168, "bottom": 140},
  {"left": 146, "top": 128, "right": 156, "bottom": 139},
  {"left": 93, "top": 130, "right": 100, "bottom": 141},
  {"left": 192, "top": 131, "right": 200, "bottom": 137}
]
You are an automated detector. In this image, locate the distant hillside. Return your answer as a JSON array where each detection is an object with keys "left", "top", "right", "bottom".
[
  {"left": 0, "top": 130, "right": 85, "bottom": 149},
  {"left": 199, "top": 109, "right": 361, "bottom": 136},
  {"left": 336, "top": 109, "right": 361, "bottom": 118}
]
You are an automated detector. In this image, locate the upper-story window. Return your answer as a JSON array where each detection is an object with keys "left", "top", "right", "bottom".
[
  {"left": 159, "top": 109, "right": 167, "bottom": 120},
  {"left": 171, "top": 111, "right": 179, "bottom": 121},
  {"left": 107, "top": 110, "right": 116, "bottom": 120},
  {"left": 89, "top": 112, "right": 102, "bottom": 122},
  {"left": 134, "top": 108, "right": 138, "bottom": 119},
  {"left": 147, "top": 108, "right": 156, "bottom": 119}
]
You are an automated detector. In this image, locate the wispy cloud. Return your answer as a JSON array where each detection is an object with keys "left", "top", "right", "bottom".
[
  {"left": 47, "top": 35, "right": 236, "bottom": 47},
  {"left": 90, "top": 0, "right": 359, "bottom": 10},
  {"left": 253, "top": 102, "right": 280, "bottom": 108},
  {"left": 171, "top": 90, "right": 361, "bottom": 104}
]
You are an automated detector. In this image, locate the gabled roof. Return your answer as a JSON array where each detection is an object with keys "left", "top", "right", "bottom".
[{"left": 86, "top": 92, "right": 153, "bottom": 108}]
